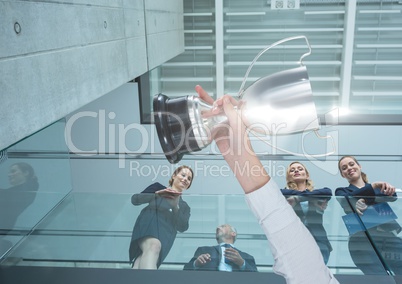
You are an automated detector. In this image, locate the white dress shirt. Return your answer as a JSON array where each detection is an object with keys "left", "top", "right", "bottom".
[{"left": 245, "top": 179, "right": 339, "bottom": 284}]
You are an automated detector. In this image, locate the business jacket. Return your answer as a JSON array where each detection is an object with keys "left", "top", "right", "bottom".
[
  {"left": 281, "top": 187, "right": 333, "bottom": 264},
  {"left": 129, "top": 182, "right": 191, "bottom": 267},
  {"left": 183, "top": 245, "right": 258, "bottom": 272},
  {"left": 335, "top": 183, "right": 402, "bottom": 275}
]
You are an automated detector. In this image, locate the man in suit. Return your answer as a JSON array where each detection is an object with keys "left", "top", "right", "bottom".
[{"left": 183, "top": 224, "right": 257, "bottom": 272}]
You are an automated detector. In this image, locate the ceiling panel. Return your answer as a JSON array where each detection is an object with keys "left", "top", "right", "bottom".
[{"left": 141, "top": 0, "right": 402, "bottom": 124}]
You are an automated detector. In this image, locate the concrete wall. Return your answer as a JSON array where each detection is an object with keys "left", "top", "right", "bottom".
[{"left": 0, "top": 0, "right": 184, "bottom": 151}]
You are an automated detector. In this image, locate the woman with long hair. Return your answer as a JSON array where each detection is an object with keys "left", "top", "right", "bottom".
[{"left": 336, "top": 155, "right": 402, "bottom": 275}]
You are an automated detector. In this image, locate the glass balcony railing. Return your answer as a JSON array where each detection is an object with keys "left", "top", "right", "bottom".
[
  {"left": 0, "top": 119, "right": 72, "bottom": 264},
  {"left": 1, "top": 112, "right": 402, "bottom": 281},
  {"left": 2, "top": 189, "right": 402, "bottom": 276}
]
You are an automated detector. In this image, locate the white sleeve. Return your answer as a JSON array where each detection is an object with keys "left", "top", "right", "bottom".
[{"left": 245, "top": 179, "right": 339, "bottom": 284}]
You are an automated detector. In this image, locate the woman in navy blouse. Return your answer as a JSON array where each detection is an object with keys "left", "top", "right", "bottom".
[
  {"left": 281, "top": 161, "right": 333, "bottom": 264},
  {"left": 336, "top": 155, "right": 402, "bottom": 275},
  {"left": 129, "top": 165, "right": 193, "bottom": 269},
  {"left": 336, "top": 155, "right": 396, "bottom": 209}
]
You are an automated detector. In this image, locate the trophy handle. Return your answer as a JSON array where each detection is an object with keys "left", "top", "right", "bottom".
[{"left": 237, "top": 35, "right": 312, "bottom": 99}]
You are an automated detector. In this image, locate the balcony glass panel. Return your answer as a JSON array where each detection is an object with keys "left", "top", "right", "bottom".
[
  {"left": 0, "top": 119, "right": 72, "bottom": 260},
  {"left": 4, "top": 189, "right": 402, "bottom": 276}
]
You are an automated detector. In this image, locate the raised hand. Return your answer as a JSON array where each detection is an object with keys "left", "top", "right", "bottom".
[
  {"left": 195, "top": 85, "right": 269, "bottom": 194},
  {"left": 155, "top": 188, "right": 181, "bottom": 199}
]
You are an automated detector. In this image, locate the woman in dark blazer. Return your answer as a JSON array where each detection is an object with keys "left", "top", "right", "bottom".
[
  {"left": 0, "top": 162, "right": 38, "bottom": 255},
  {"left": 281, "top": 161, "right": 333, "bottom": 264},
  {"left": 129, "top": 165, "right": 193, "bottom": 269},
  {"left": 336, "top": 155, "right": 402, "bottom": 275},
  {"left": 0, "top": 162, "right": 38, "bottom": 232}
]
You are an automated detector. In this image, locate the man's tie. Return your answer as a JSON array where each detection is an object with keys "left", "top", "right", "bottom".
[{"left": 222, "top": 243, "right": 235, "bottom": 266}]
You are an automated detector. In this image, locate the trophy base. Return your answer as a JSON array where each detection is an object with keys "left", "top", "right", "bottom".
[{"left": 153, "top": 94, "right": 201, "bottom": 164}]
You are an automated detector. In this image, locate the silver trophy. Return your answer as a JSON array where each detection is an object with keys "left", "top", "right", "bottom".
[{"left": 154, "top": 36, "right": 319, "bottom": 164}]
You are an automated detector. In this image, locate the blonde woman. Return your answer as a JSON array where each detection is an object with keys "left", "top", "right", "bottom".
[
  {"left": 281, "top": 161, "right": 333, "bottom": 264},
  {"left": 282, "top": 161, "right": 331, "bottom": 210}
]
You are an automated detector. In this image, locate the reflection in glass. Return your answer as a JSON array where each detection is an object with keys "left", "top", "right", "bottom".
[
  {"left": 340, "top": 196, "right": 402, "bottom": 275},
  {"left": 282, "top": 194, "right": 333, "bottom": 264},
  {"left": 282, "top": 161, "right": 333, "bottom": 264},
  {"left": 0, "top": 162, "right": 38, "bottom": 255},
  {"left": 0, "top": 119, "right": 72, "bottom": 263}
]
